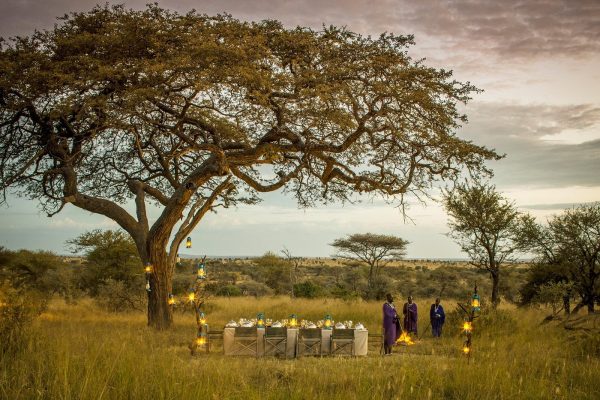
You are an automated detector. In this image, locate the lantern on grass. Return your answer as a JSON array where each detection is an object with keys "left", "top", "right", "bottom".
[
  {"left": 196, "top": 263, "right": 206, "bottom": 280},
  {"left": 186, "top": 237, "right": 192, "bottom": 248},
  {"left": 199, "top": 312, "right": 207, "bottom": 325},
  {"left": 168, "top": 294, "right": 176, "bottom": 305},
  {"left": 289, "top": 314, "right": 298, "bottom": 327},
  {"left": 257, "top": 312, "right": 265, "bottom": 328},
  {"left": 324, "top": 314, "right": 333, "bottom": 330}
]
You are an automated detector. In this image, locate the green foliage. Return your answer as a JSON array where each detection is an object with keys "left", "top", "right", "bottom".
[
  {"left": 293, "top": 281, "right": 324, "bottom": 298},
  {"left": 67, "top": 230, "right": 143, "bottom": 297},
  {"left": 254, "top": 251, "right": 291, "bottom": 295},
  {"left": 94, "top": 279, "right": 145, "bottom": 312},
  {"left": 533, "top": 282, "right": 574, "bottom": 316},
  {"left": 215, "top": 285, "right": 243, "bottom": 297}
]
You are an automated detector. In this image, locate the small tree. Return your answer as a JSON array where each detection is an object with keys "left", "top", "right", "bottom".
[
  {"left": 444, "top": 183, "right": 527, "bottom": 308},
  {"left": 331, "top": 233, "right": 408, "bottom": 290},
  {"left": 522, "top": 203, "right": 600, "bottom": 313}
]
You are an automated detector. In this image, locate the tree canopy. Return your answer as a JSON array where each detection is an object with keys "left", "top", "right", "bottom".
[{"left": 0, "top": 4, "right": 498, "bottom": 328}]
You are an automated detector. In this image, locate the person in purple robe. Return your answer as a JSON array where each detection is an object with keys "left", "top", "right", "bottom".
[
  {"left": 402, "top": 295, "right": 418, "bottom": 335},
  {"left": 382, "top": 293, "right": 401, "bottom": 355},
  {"left": 429, "top": 297, "right": 445, "bottom": 337}
]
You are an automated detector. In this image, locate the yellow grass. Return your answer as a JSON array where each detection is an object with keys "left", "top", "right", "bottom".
[{"left": 1, "top": 297, "right": 598, "bottom": 399}]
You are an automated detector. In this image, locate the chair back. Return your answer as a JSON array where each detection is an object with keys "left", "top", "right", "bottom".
[
  {"left": 332, "top": 329, "right": 355, "bottom": 339},
  {"left": 234, "top": 327, "right": 257, "bottom": 337},
  {"left": 299, "top": 328, "right": 322, "bottom": 339},
  {"left": 265, "top": 327, "right": 287, "bottom": 337}
]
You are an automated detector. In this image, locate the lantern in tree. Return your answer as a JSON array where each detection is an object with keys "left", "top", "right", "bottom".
[
  {"left": 144, "top": 263, "right": 152, "bottom": 274},
  {"left": 462, "top": 344, "right": 470, "bottom": 355},
  {"left": 186, "top": 237, "right": 192, "bottom": 248},
  {"left": 257, "top": 312, "right": 265, "bottom": 328},
  {"left": 145, "top": 280, "right": 151, "bottom": 292},
  {"left": 168, "top": 294, "right": 176, "bottom": 305},
  {"left": 324, "top": 314, "right": 333, "bottom": 330},
  {"left": 196, "top": 331, "right": 207, "bottom": 346},
  {"left": 463, "top": 320, "right": 473, "bottom": 333},
  {"left": 472, "top": 285, "right": 481, "bottom": 312},
  {"left": 188, "top": 288, "right": 195, "bottom": 302},
  {"left": 289, "top": 314, "right": 298, "bottom": 327},
  {"left": 199, "top": 312, "right": 207, "bottom": 325},
  {"left": 196, "top": 263, "right": 206, "bottom": 280}
]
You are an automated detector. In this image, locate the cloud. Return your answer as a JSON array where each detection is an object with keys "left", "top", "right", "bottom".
[
  {"left": 48, "top": 216, "right": 118, "bottom": 229},
  {"left": 520, "top": 201, "right": 599, "bottom": 210}
]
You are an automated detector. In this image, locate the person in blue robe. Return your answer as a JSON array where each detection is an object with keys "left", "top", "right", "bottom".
[
  {"left": 382, "top": 293, "right": 401, "bottom": 355},
  {"left": 430, "top": 297, "right": 445, "bottom": 337}
]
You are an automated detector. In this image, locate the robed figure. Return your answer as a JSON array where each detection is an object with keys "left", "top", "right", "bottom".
[
  {"left": 429, "top": 298, "right": 445, "bottom": 337},
  {"left": 383, "top": 293, "right": 401, "bottom": 355},
  {"left": 403, "top": 296, "right": 418, "bottom": 335}
]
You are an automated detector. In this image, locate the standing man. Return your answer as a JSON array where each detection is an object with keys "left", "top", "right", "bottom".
[
  {"left": 382, "top": 293, "right": 401, "bottom": 355},
  {"left": 430, "top": 298, "right": 446, "bottom": 337},
  {"left": 403, "top": 295, "right": 418, "bottom": 336}
]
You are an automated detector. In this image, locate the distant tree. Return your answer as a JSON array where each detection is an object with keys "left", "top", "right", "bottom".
[
  {"left": 0, "top": 4, "right": 498, "bottom": 328},
  {"left": 0, "top": 248, "right": 69, "bottom": 296},
  {"left": 331, "top": 233, "right": 408, "bottom": 289},
  {"left": 254, "top": 251, "right": 290, "bottom": 295},
  {"left": 444, "top": 183, "right": 528, "bottom": 308},
  {"left": 282, "top": 247, "right": 302, "bottom": 298},
  {"left": 521, "top": 203, "right": 600, "bottom": 313}
]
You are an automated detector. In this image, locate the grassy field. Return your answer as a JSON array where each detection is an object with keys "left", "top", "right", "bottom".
[{"left": 1, "top": 296, "right": 599, "bottom": 399}]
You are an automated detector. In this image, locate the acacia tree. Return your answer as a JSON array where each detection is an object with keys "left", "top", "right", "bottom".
[
  {"left": 331, "top": 233, "right": 409, "bottom": 288},
  {"left": 522, "top": 204, "right": 600, "bottom": 313},
  {"left": 444, "top": 183, "right": 527, "bottom": 308},
  {"left": 0, "top": 5, "right": 498, "bottom": 329}
]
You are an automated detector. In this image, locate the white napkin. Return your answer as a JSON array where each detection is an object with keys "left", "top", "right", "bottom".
[
  {"left": 241, "top": 322, "right": 253, "bottom": 327},
  {"left": 307, "top": 323, "right": 317, "bottom": 329},
  {"left": 355, "top": 323, "right": 365, "bottom": 330},
  {"left": 335, "top": 322, "right": 346, "bottom": 329},
  {"left": 226, "top": 320, "right": 238, "bottom": 327},
  {"left": 272, "top": 321, "right": 282, "bottom": 327}
]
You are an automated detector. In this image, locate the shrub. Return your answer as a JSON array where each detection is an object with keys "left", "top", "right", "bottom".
[
  {"left": 293, "top": 281, "right": 324, "bottom": 298},
  {"left": 0, "top": 284, "right": 46, "bottom": 354},
  {"left": 215, "top": 285, "right": 243, "bottom": 297},
  {"left": 94, "top": 279, "right": 145, "bottom": 312}
]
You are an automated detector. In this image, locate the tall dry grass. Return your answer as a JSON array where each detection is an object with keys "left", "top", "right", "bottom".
[{"left": 0, "top": 296, "right": 598, "bottom": 399}]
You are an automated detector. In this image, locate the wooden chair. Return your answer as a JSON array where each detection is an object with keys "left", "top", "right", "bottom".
[
  {"left": 296, "top": 328, "right": 322, "bottom": 357},
  {"left": 368, "top": 329, "right": 384, "bottom": 356},
  {"left": 264, "top": 327, "right": 288, "bottom": 358},
  {"left": 231, "top": 327, "right": 258, "bottom": 357},
  {"left": 206, "top": 329, "right": 224, "bottom": 353},
  {"left": 330, "top": 329, "right": 355, "bottom": 356}
]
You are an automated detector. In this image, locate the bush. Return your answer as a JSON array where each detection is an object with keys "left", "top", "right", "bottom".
[
  {"left": 238, "top": 280, "right": 273, "bottom": 297},
  {"left": 0, "top": 284, "right": 46, "bottom": 354},
  {"left": 94, "top": 279, "right": 145, "bottom": 312},
  {"left": 215, "top": 285, "right": 243, "bottom": 297},
  {"left": 293, "top": 281, "right": 324, "bottom": 298}
]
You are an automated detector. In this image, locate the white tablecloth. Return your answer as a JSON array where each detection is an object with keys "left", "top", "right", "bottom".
[{"left": 223, "top": 328, "right": 368, "bottom": 356}]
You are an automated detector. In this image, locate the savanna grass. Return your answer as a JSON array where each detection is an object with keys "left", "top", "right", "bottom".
[{"left": 0, "top": 297, "right": 598, "bottom": 399}]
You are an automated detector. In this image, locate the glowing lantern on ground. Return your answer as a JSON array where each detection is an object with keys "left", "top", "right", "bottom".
[
  {"left": 196, "top": 263, "right": 206, "bottom": 280},
  {"left": 289, "top": 314, "right": 298, "bottom": 327},
  {"left": 324, "top": 314, "right": 333, "bottom": 330},
  {"left": 186, "top": 237, "right": 192, "bottom": 248},
  {"left": 168, "top": 294, "right": 176, "bottom": 305},
  {"left": 200, "top": 312, "right": 207, "bottom": 325},
  {"left": 463, "top": 321, "right": 473, "bottom": 333},
  {"left": 257, "top": 312, "right": 265, "bottom": 328}
]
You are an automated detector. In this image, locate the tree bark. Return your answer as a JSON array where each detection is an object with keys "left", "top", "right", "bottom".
[
  {"left": 146, "top": 248, "right": 173, "bottom": 329},
  {"left": 490, "top": 269, "right": 500, "bottom": 309}
]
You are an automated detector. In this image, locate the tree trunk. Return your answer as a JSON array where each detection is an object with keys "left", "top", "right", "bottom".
[
  {"left": 146, "top": 249, "right": 173, "bottom": 329},
  {"left": 491, "top": 270, "right": 500, "bottom": 309},
  {"left": 586, "top": 295, "right": 595, "bottom": 314}
]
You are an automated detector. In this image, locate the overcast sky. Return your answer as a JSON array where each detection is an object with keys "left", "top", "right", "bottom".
[{"left": 1, "top": 0, "right": 599, "bottom": 258}]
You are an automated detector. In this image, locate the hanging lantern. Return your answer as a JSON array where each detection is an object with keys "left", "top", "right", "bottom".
[
  {"left": 462, "top": 344, "right": 471, "bottom": 355},
  {"left": 196, "top": 331, "right": 207, "bottom": 346},
  {"left": 289, "top": 314, "right": 298, "bottom": 327},
  {"left": 145, "top": 280, "right": 151, "bottom": 292},
  {"left": 199, "top": 312, "right": 207, "bottom": 325},
  {"left": 186, "top": 237, "right": 192, "bottom": 248},
  {"left": 324, "top": 314, "right": 333, "bottom": 330},
  {"left": 176, "top": 254, "right": 181, "bottom": 264},
  {"left": 472, "top": 285, "right": 481, "bottom": 312},
  {"left": 257, "top": 312, "right": 265, "bottom": 328},
  {"left": 188, "top": 288, "right": 195, "bottom": 302},
  {"left": 196, "top": 263, "right": 206, "bottom": 280},
  {"left": 144, "top": 263, "right": 152, "bottom": 274},
  {"left": 463, "top": 320, "right": 473, "bottom": 333},
  {"left": 168, "top": 293, "right": 176, "bottom": 305}
]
